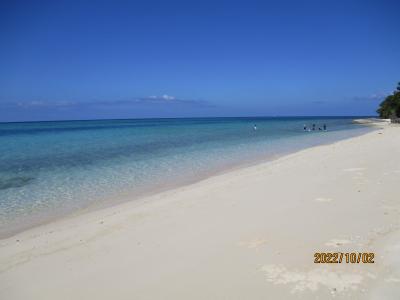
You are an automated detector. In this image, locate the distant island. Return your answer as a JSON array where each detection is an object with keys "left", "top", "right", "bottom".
[{"left": 377, "top": 82, "right": 400, "bottom": 119}]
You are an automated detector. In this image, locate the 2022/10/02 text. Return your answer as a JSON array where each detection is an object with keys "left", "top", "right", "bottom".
[{"left": 314, "top": 252, "right": 375, "bottom": 264}]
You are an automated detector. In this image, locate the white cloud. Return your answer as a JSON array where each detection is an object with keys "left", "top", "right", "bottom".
[
  {"left": 17, "top": 100, "right": 45, "bottom": 107},
  {"left": 4, "top": 95, "right": 211, "bottom": 109},
  {"left": 161, "top": 94, "right": 175, "bottom": 100},
  {"left": 16, "top": 100, "right": 75, "bottom": 108},
  {"left": 143, "top": 94, "right": 176, "bottom": 101}
]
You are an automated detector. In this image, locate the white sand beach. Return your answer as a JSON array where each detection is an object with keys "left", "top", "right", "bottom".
[{"left": 0, "top": 124, "right": 399, "bottom": 300}]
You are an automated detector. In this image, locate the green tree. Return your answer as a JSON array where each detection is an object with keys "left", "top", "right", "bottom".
[{"left": 377, "top": 82, "right": 400, "bottom": 118}]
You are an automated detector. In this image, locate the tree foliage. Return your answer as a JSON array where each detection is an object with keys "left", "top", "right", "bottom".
[{"left": 377, "top": 82, "right": 400, "bottom": 119}]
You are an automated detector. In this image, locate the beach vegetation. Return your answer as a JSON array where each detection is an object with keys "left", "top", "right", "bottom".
[{"left": 377, "top": 82, "right": 400, "bottom": 119}]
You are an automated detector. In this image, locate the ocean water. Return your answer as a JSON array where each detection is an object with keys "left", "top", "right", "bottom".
[{"left": 0, "top": 117, "right": 372, "bottom": 237}]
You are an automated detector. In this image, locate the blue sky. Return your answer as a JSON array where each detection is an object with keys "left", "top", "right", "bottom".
[{"left": 0, "top": 0, "right": 399, "bottom": 122}]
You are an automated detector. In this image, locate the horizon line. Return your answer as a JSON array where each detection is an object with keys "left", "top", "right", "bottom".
[{"left": 0, "top": 115, "right": 377, "bottom": 124}]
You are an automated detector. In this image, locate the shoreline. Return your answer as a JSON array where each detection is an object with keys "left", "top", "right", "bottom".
[
  {"left": 1, "top": 123, "right": 399, "bottom": 299},
  {"left": 0, "top": 124, "right": 375, "bottom": 239}
]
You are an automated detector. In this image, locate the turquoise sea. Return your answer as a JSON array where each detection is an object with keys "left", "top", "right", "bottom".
[{"left": 0, "top": 117, "right": 372, "bottom": 237}]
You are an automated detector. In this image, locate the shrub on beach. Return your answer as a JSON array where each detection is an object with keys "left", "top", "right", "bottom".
[{"left": 377, "top": 82, "right": 400, "bottom": 119}]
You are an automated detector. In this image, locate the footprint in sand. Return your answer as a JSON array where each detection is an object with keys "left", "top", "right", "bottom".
[
  {"left": 343, "top": 167, "right": 366, "bottom": 172},
  {"left": 325, "top": 239, "right": 351, "bottom": 248},
  {"left": 385, "top": 276, "right": 400, "bottom": 283},
  {"left": 238, "top": 238, "right": 267, "bottom": 250},
  {"left": 343, "top": 168, "right": 369, "bottom": 184},
  {"left": 314, "top": 197, "right": 333, "bottom": 203},
  {"left": 260, "top": 264, "right": 364, "bottom": 293}
]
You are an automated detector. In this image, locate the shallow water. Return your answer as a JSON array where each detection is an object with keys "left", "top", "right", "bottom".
[{"left": 0, "top": 117, "right": 372, "bottom": 237}]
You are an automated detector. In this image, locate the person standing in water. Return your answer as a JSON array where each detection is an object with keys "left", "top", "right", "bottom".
[
  {"left": 312, "top": 124, "right": 316, "bottom": 131},
  {"left": 253, "top": 124, "right": 257, "bottom": 131},
  {"left": 323, "top": 124, "right": 327, "bottom": 131},
  {"left": 303, "top": 124, "right": 307, "bottom": 131}
]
